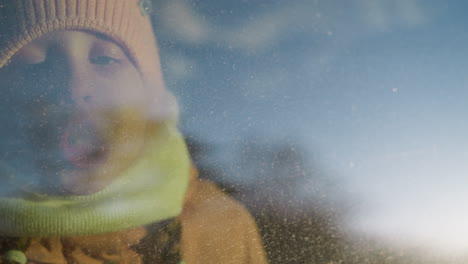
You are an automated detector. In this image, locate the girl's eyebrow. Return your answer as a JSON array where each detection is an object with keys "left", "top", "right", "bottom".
[
  {"left": 10, "top": 44, "right": 47, "bottom": 65},
  {"left": 85, "top": 31, "right": 114, "bottom": 42}
]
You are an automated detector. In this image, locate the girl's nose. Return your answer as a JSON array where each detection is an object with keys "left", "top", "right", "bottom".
[{"left": 68, "top": 68, "right": 94, "bottom": 110}]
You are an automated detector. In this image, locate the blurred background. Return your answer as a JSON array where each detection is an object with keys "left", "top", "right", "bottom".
[{"left": 152, "top": 0, "right": 468, "bottom": 263}]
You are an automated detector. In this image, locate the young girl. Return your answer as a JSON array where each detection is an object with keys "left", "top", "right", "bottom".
[{"left": 0, "top": 0, "right": 268, "bottom": 263}]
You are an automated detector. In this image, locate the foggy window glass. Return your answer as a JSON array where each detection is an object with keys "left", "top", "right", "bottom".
[
  {"left": 0, "top": 0, "right": 466, "bottom": 263},
  {"left": 154, "top": 0, "right": 468, "bottom": 263}
]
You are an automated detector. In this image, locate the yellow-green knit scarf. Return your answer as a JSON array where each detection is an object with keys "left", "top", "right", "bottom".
[{"left": 0, "top": 122, "right": 190, "bottom": 237}]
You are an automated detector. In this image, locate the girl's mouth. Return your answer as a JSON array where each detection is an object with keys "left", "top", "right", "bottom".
[{"left": 60, "top": 118, "right": 109, "bottom": 170}]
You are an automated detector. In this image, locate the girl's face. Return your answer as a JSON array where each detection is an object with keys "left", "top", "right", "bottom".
[{"left": 0, "top": 31, "right": 153, "bottom": 195}]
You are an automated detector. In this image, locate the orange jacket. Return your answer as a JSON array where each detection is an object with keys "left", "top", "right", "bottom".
[{"left": 181, "top": 179, "right": 268, "bottom": 264}]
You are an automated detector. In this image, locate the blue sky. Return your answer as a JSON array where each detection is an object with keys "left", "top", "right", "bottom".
[{"left": 152, "top": 0, "right": 468, "bottom": 254}]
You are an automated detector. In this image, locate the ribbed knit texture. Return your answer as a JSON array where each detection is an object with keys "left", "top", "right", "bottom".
[
  {"left": 0, "top": 122, "right": 191, "bottom": 237},
  {"left": 0, "top": 0, "right": 162, "bottom": 86}
]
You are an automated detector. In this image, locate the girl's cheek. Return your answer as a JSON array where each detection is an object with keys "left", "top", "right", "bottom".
[
  {"left": 92, "top": 63, "right": 120, "bottom": 77},
  {"left": 90, "top": 87, "right": 145, "bottom": 113}
]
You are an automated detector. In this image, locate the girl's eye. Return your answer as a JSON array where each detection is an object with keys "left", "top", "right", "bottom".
[{"left": 89, "top": 56, "right": 119, "bottom": 66}]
